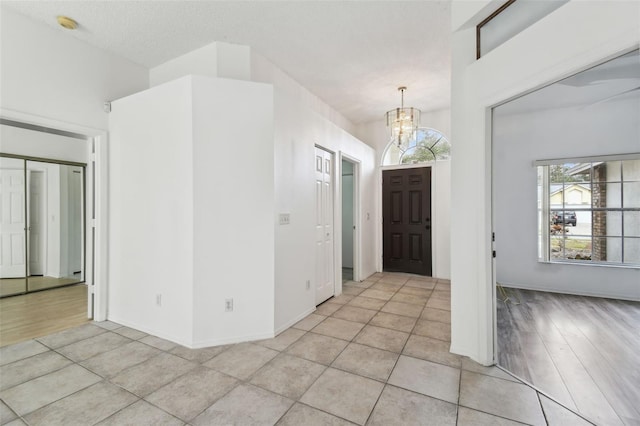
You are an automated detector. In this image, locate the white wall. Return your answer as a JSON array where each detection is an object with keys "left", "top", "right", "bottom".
[
  {"left": 250, "top": 51, "right": 358, "bottom": 137},
  {"left": 269, "top": 85, "right": 377, "bottom": 333},
  {"left": 108, "top": 77, "right": 195, "bottom": 346},
  {"left": 150, "top": 42, "right": 252, "bottom": 87},
  {"left": 0, "top": 125, "right": 88, "bottom": 164},
  {"left": 109, "top": 75, "right": 275, "bottom": 347},
  {"left": 493, "top": 96, "right": 640, "bottom": 300},
  {"left": 191, "top": 76, "right": 275, "bottom": 346},
  {"left": 0, "top": 7, "right": 148, "bottom": 131},
  {"left": 248, "top": 49, "right": 378, "bottom": 333},
  {"left": 451, "top": 0, "right": 640, "bottom": 364}
]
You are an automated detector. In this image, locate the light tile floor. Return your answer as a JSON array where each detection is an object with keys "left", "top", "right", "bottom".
[{"left": 0, "top": 273, "right": 594, "bottom": 426}]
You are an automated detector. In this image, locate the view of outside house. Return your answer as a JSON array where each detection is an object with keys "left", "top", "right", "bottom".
[
  {"left": 538, "top": 158, "right": 640, "bottom": 265},
  {"left": 382, "top": 128, "right": 450, "bottom": 166}
]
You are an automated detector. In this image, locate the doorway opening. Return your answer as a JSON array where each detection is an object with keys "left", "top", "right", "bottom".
[
  {"left": 0, "top": 155, "right": 86, "bottom": 297},
  {"left": 491, "top": 50, "right": 640, "bottom": 425},
  {"left": 341, "top": 157, "right": 359, "bottom": 283}
]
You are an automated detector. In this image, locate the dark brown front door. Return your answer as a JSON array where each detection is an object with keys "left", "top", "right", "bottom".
[{"left": 382, "top": 167, "right": 432, "bottom": 276}]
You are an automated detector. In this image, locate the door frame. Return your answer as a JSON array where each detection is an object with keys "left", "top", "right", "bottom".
[
  {"left": 0, "top": 109, "right": 108, "bottom": 320},
  {"left": 379, "top": 162, "right": 437, "bottom": 277},
  {"left": 339, "top": 153, "right": 362, "bottom": 283}
]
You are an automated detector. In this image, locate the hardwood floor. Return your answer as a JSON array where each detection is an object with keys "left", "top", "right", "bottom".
[
  {"left": 497, "top": 287, "right": 640, "bottom": 426},
  {"left": 0, "top": 275, "right": 83, "bottom": 297},
  {"left": 0, "top": 284, "right": 89, "bottom": 347}
]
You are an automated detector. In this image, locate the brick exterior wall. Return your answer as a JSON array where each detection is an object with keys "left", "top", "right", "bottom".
[{"left": 592, "top": 164, "right": 607, "bottom": 261}]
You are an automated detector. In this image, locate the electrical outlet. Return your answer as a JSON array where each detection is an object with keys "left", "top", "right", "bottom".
[
  {"left": 225, "top": 298, "right": 234, "bottom": 312},
  {"left": 306, "top": 280, "right": 311, "bottom": 290},
  {"left": 279, "top": 213, "right": 291, "bottom": 225},
  {"left": 156, "top": 294, "right": 162, "bottom": 306}
]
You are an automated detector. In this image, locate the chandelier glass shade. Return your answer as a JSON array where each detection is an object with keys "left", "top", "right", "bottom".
[{"left": 386, "top": 87, "right": 421, "bottom": 149}]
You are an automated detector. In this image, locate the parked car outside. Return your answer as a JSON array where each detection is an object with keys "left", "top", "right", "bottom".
[{"left": 552, "top": 211, "right": 577, "bottom": 226}]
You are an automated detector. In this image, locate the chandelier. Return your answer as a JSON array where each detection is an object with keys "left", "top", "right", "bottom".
[{"left": 386, "top": 86, "right": 421, "bottom": 149}]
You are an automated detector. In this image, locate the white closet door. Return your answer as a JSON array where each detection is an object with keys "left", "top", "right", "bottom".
[{"left": 315, "top": 147, "right": 335, "bottom": 305}]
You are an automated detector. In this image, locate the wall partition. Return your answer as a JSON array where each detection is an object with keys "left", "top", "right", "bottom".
[{"left": 0, "top": 154, "right": 85, "bottom": 297}]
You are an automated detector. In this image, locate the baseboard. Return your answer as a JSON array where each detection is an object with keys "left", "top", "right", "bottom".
[
  {"left": 106, "top": 316, "right": 192, "bottom": 348},
  {"left": 498, "top": 281, "right": 639, "bottom": 302},
  {"left": 274, "top": 306, "right": 316, "bottom": 335},
  {"left": 191, "top": 331, "right": 276, "bottom": 349}
]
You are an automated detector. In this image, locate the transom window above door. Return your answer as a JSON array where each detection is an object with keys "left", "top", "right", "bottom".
[{"left": 382, "top": 128, "right": 450, "bottom": 166}]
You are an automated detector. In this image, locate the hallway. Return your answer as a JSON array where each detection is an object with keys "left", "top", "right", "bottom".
[{"left": 0, "top": 273, "right": 589, "bottom": 425}]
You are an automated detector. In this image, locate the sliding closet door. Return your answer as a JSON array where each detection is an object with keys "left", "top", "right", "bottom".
[
  {"left": 0, "top": 156, "right": 86, "bottom": 297},
  {"left": 25, "top": 161, "right": 85, "bottom": 292}
]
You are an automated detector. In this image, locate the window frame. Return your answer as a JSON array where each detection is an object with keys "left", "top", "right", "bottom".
[{"left": 536, "top": 153, "right": 640, "bottom": 267}]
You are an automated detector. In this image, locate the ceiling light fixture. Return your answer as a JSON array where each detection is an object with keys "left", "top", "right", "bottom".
[
  {"left": 386, "top": 86, "right": 421, "bottom": 149},
  {"left": 57, "top": 16, "right": 78, "bottom": 30}
]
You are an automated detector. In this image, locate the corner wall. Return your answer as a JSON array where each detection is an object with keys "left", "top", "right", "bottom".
[
  {"left": 249, "top": 51, "right": 378, "bottom": 333},
  {"left": 108, "top": 78, "right": 195, "bottom": 345},
  {"left": 191, "top": 76, "right": 275, "bottom": 346}
]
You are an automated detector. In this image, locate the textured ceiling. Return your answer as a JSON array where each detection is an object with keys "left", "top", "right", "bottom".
[{"left": 2, "top": 1, "right": 451, "bottom": 124}]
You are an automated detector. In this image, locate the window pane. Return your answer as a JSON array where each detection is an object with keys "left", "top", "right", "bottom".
[
  {"left": 592, "top": 237, "right": 622, "bottom": 263},
  {"left": 622, "top": 159, "right": 640, "bottom": 181},
  {"left": 383, "top": 128, "right": 449, "bottom": 166},
  {"left": 564, "top": 236, "right": 592, "bottom": 261},
  {"left": 566, "top": 163, "right": 591, "bottom": 183},
  {"left": 592, "top": 183, "right": 621, "bottom": 208},
  {"left": 550, "top": 236, "right": 565, "bottom": 261},
  {"left": 624, "top": 211, "right": 640, "bottom": 237},
  {"left": 622, "top": 182, "right": 640, "bottom": 208},
  {"left": 401, "top": 145, "right": 434, "bottom": 164},
  {"left": 479, "top": 0, "right": 568, "bottom": 58},
  {"left": 623, "top": 238, "right": 640, "bottom": 264},
  {"left": 549, "top": 164, "right": 567, "bottom": 185},
  {"left": 605, "top": 211, "right": 622, "bottom": 237},
  {"left": 602, "top": 161, "right": 622, "bottom": 182}
]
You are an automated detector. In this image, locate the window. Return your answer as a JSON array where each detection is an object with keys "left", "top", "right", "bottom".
[
  {"left": 382, "top": 128, "right": 450, "bottom": 166},
  {"left": 537, "top": 156, "right": 640, "bottom": 266},
  {"left": 476, "top": 0, "right": 568, "bottom": 59}
]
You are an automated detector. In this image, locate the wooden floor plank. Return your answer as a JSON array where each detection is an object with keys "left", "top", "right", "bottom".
[
  {"left": 0, "top": 284, "right": 89, "bottom": 347},
  {"left": 497, "top": 288, "right": 640, "bottom": 426}
]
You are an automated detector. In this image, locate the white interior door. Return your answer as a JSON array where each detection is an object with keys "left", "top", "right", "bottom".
[
  {"left": 315, "top": 147, "right": 335, "bottom": 305},
  {"left": 0, "top": 166, "right": 27, "bottom": 278},
  {"left": 28, "top": 170, "right": 46, "bottom": 276}
]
